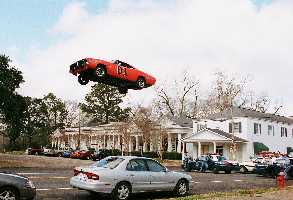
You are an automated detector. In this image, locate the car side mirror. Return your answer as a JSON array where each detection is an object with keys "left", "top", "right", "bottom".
[{"left": 163, "top": 167, "right": 169, "bottom": 173}]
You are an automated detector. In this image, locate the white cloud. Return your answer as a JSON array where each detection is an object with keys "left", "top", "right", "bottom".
[{"left": 16, "top": 0, "right": 293, "bottom": 115}]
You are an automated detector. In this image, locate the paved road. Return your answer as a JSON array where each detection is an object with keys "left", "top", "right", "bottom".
[{"left": 4, "top": 167, "right": 292, "bottom": 200}]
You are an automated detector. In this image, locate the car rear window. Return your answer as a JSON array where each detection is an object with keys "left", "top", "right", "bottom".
[{"left": 92, "top": 157, "right": 124, "bottom": 169}]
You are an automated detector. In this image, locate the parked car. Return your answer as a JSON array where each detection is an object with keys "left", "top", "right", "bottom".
[
  {"left": 63, "top": 148, "right": 74, "bottom": 158},
  {"left": 70, "top": 150, "right": 82, "bottom": 159},
  {"left": 26, "top": 147, "right": 43, "bottom": 155},
  {"left": 70, "top": 156, "right": 192, "bottom": 200},
  {"left": 0, "top": 171, "right": 36, "bottom": 200},
  {"left": 183, "top": 155, "right": 217, "bottom": 172},
  {"left": 69, "top": 58, "right": 156, "bottom": 94},
  {"left": 212, "top": 156, "right": 240, "bottom": 174},
  {"left": 78, "top": 150, "right": 94, "bottom": 160},
  {"left": 43, "top": 147, "right": 54, "bottom": 156},
  {"left": 256, "top": 157, "right": 291, "bottom": 178},
  {"left": 91, "top": 149, "right": 122, "bottom": 161},
  {"left": 240, "top": 157, "right": 266, "bottom": 173}
]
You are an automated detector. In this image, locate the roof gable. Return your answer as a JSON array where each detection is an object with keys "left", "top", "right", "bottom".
[{"left": 182, "top": 128, "right": 247, "bottom": 143}]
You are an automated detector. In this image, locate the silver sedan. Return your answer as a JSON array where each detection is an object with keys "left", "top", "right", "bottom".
[{"left": 70, "top": 156, "right": 192, "bottom": 200}]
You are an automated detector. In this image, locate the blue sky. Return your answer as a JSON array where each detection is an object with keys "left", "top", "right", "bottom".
[
  {"left": 0, "top": 0, "right": 107, "bottom": 50},
  {"left": 0, "top": 0, "right": 271, "bottom": 52}
]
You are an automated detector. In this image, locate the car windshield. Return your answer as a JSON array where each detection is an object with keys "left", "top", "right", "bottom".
[
  {"left": 255, "top": 158, "right": 264, "bottom": 163},
  {"left": 92, "top": 157, "right": 124, "bottom": 169}
]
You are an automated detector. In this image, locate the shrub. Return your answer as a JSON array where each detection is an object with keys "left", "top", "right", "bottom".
[
  {"left": 143, "top": 151, "right": 159, "bottom": 158},
  {"left": 129, "top": 151, "right": 142, "bottom": 157},
  {"left": 162, "top": 152, "right": 182, "bottom": 160},
  {"left": 253, "top": 142, "right": 269, "bottom": 154}
]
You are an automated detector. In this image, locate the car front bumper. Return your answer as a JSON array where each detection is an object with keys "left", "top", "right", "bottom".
[
  {"left": 20, "top": 187, "right": 36, "bottom": 200},
  {"left": 70, "top": 176, "right": 114, "bottom": 194}
]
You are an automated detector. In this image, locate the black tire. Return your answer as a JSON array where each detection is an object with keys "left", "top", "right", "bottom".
[
  {"left": 213, "top": 167, "right": 219, "bottom": 174},
  {"left": 0, "top": 187, "right": 19, "bottom": 200},
  {"left": 240, "top": 166, "right": 248, "bottom": 174},
  {"left": 174, "top": 179, "right": 189, "bottom": 197},
  {"left": 118, "top": 87, "right": 128, "bottom": 94},
  {"left": 136, "top": 77, "right": 146, "bottom": 89},
  {"left": 112, "top": 182, "right": 131, "bottom": 200},
  {"left": 78, "top": 75, "right": 89, "bottom": 85},
  {"left": 96, "top": 65, "right": 107, "bottom": 78},
  {"left": 225, "top": 170, "right": 232, "bottom": 174},
  {"left": 57, "top": 153, "right": 63, "bottom": 157}
]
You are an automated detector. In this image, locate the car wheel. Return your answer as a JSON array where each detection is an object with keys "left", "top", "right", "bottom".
[
  {"left": 0, "top": 187, "right": 19, "bottom": 200},
  {"left": 57, "top": 153, "right": 62, "bottom": 157},
  {"left": 136, "top": 77, "right": 146, "bottom": 89},
  {"left": 78, "top": 75, "right": 89, "bottom": 85},
  {"left": 118, "top": 87, "right": 128, "bottom": 94},
  {"left": 96, "top": 65, "right": 107, "bottom": 78},
  {"left": 112, "top": 182, "right": 131, "bottom": 200},
  {"left": 225, "top": 170, "right": 232, "bottom": 174},
  {"left": 213, "top": 168, "right": 219, "bottom": 174},
  {"left": 174, "top": 179, "right": 189, "bottom": 197},
  {"left": 240, "top": 166, "right": 248, "bottom": 174}
]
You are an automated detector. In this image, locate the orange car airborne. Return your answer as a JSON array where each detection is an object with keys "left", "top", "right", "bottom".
[{"left": 69, "top": 58, "right": 156, "bottom": 94}]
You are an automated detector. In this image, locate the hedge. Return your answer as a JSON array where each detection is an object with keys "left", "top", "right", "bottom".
[{"left": 162, "top": 152, "right": 182, "bottom": 160}]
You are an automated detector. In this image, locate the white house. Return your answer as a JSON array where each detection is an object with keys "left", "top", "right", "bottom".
[
  {"left": 51, "top": 119, "right": 193, "bottom": 153},
  {"left": 182, "top": 107, "right": 293, "bottom": 162}
]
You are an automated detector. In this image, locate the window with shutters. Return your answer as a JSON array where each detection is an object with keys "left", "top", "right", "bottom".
[
  {"left": 268, "top": 125, "right": 274, "bottom": 136},
  {"left": 254, "top": 123, "right": 262, "bottom": 134},
  {"left": 281, "top": 127, "right": 288, "bottom": 137},
  {"left": 229, "top": 122, "right": 242, "bottom": 133}
]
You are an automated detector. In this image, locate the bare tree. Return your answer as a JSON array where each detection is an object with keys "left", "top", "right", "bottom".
[{"left": 155, "top": 71, "right": 199, "bottom": 118}]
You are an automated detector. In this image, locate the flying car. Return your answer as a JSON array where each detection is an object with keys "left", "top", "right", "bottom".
[{"left": 69, "top": 58, "right": 156, "bottom": 94}]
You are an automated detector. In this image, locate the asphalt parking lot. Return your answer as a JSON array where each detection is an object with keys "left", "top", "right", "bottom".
[{"left": 1, "top": 154, "right": 293, "bottom": 200}]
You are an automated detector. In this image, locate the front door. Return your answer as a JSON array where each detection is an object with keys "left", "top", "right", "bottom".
[
  {"left": 145, "top": 159, "right": 175, "bottom": 191},
  {"left": 125, "top": 159, "right": 152, "bottom": 192}
]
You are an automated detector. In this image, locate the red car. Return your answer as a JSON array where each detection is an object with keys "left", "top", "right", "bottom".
[
  {"left": 70, "top": 150, "right": 92, "bottom": 160},
  {"left": 69, "top": 58, "right": 156, "bottom": 94}
]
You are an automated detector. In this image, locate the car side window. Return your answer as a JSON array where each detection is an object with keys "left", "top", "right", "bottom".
[
  {"left": 126, "top": 159, "right": 148, "bottom": 172},
  {"left": 146, "top": 159, "right": 165, "bottom": 172}
]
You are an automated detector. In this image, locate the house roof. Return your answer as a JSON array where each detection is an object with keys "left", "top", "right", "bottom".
[
  {"left": 182, "top": 128, "right": 248, "bottom": 143},
  {"left": 168, "top": 117, "right": 193, "bottom": 128},
  {"left": 207, "top": 107, "right": 293, "bottom": 125},
  {"left": 206, "top": 128, "right": 248, "bottom": 142}
]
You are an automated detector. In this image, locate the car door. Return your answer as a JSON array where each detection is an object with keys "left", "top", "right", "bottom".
[
  {"left": 145, "top": 159, "right": 175, "bottom": 191},
  {"left": 125, "top": 159, "right": 152, "bottom": 192}
]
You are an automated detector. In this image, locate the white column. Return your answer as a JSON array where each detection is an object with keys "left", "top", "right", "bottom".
[
  {"left": 177, "top": 133, "right": 182, "bottom": 153},
  {"left": 150, "top": 142, "right": 154, "bottom": 152},
  {"left": 103, "top": 135, "right": 106, "bottom": 149},
  {"left": 143, "top": 142, "right": 147, "bottom": 152},
  {"left": 198, "top": 141, "right": 201, "bottom": 157},
  {"left": 135, "top": 136, "right": 139, "bottom": 151},
  {"left": 213, "top": 142, "right": 217, "bottom": 153},
  {"left": 128, "top": 136, "right": 133, "bottom": 152},
  {"left": 112, "top": 135, "right": 115, "bottom": 149},
  {"left": 117, "top": 135, "right": 121, "bottom": 150},
  {"left": 167, "top": 133, "right": 172, "bottom": 152}
]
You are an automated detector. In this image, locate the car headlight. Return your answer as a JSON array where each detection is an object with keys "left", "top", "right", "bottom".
[{"left": 25, "top": 180, "right": 36, "bottom": 189}]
